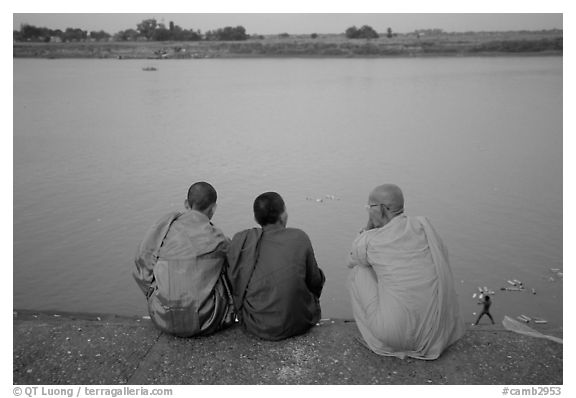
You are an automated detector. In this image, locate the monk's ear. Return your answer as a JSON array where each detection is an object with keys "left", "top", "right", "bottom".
[{"left": 184, "top": 199, "right": 191, "bottom": 210}]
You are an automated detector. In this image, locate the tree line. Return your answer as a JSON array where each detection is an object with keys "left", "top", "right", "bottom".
[
  {"left": 13, "top": 18, "right": 250, "bottom": 43},
  {"left": 14, "top": 18, "right": 392, "bottom": 43}
]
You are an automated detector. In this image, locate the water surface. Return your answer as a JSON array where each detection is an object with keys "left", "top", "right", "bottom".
[{"left": 13, "top": 57, "right": 562, "bottom": 328}]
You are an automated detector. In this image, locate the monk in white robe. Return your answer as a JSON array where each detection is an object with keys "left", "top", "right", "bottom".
[{"left": 348, "top": 184, "right": 464, "bottom": 360}]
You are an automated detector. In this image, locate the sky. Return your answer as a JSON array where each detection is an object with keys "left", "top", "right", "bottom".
[{"left": 12, "top": 12, "right": 563, "bottom": 35}]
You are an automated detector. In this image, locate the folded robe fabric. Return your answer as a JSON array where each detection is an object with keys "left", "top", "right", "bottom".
[
  {"left": 133, "top": 210, "right": 234, "bottom": 337},
  {"left": 348, "top": 214, "right": 465, "bottom": 360}
]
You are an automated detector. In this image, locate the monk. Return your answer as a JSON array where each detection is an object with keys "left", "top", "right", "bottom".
[
  {"left": 133, "top": 182, "right": 235, "bottom": 337},
  {"left": 227, "top": 192, "right": 325, "bottom": 340},
  {"left": 348, "top": 184, "right": 465, "bottom": 359}
]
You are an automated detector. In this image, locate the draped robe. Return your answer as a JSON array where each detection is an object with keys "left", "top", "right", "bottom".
[{"left": 348, "top": 215, "right": 464, "bottom": 359}]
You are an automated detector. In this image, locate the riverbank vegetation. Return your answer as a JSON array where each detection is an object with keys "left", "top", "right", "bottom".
[{"left": 13, "top": 19, "right": 562, "bottom": 59}]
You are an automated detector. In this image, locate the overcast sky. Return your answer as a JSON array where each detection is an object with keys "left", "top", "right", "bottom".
[{"left": 12, "top": 13, "right": 563, "bottom": 35}]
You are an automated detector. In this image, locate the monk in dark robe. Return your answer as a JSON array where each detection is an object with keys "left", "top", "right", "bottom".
[{"left": 227, "top": 192, "right": 325, "bottom": 340}]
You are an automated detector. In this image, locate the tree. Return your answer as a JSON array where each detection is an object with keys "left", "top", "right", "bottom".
[
  {"left": 63, "top": 27, "right": 88, "bottom": 42},
  {"left": 345, "top": 25, "right": 378, "bottom": 39},
  {"left": 89, "top": 30, "right": 111, "bottom": 41},
  {"left": 152, "top": 23, "right": 171, "bottom": 41},
  {"left": 345, "top": 26, "right": 359, "bottom": 39},
  {"left": 358, "top": 25, "right": 379, "bottom": 39},
  {"left": 205, "top": 26, "right": 248, "bottom": 41},
  {"left": 137, "top": 18, "right": 158, "bottom": 40},
  {"left": 114, "top": 29, "right": 139, "bottom": 41}
]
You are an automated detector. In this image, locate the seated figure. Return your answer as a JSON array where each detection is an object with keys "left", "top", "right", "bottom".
[
  {"left": 227, "top": 192, "right": 325, "bottom": 340},
  {"left": 348, "top": 184, "right": 464, "bottom": 359},
  {"left": 133, "top": 182, "right": 235, "bottom": 337}
]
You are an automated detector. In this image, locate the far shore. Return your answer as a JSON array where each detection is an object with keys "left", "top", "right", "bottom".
[{"left": 13, "top": 30, "right": 562, "bottom": 60}]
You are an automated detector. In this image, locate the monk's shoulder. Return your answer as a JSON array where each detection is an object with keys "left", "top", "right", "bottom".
[
  {"left": 231, "top": 227, "right": 260, "bottom": 242},
  {"left": 284, "top": 227, "right": 313, "bottom": 244}
]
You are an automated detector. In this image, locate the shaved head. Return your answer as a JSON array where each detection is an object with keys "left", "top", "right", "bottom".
[
  {"left": 369, "top": 184, "right": 405, "bottom": 216},
  {"left": 187, "top": 182, "right": 217, "bottom": 211}
]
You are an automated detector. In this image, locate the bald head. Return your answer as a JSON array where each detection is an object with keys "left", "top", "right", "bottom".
[
  {"left": 369, "top": 184, "right": 405, "bottom": 216},
  {"left": 187, "top": 182, "right": 217, "bottom": 212}
]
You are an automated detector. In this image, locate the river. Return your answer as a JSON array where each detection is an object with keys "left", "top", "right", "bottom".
[{"left": 13, "top": 56, "right": 563, "bottom": 328}]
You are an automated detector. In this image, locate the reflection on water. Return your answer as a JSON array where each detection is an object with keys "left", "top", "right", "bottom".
[{"left": 13, "top": 57, "right": 562, "bottom": 328}]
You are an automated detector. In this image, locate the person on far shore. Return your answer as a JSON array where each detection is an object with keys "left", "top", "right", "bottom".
[
  {"left": 474, "top": 295, "right": 495, "bottom": 325},
  {"left": 227, "top": 192, "right": 326, "bottom": 341},
  {"left": 347, "top": 184, "right": 465, "bottom": 360},
  {"left": 133, "top": 182, "right": 235, "bottom": 337}
]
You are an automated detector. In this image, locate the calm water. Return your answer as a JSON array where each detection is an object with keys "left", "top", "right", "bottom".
[{"left": 13, "top": 57, "right": 562, "bottom": 329}]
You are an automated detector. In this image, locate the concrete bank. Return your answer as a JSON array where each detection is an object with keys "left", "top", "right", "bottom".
[{"left": 13, "top": 310, "right": 562, "bottom": 385}]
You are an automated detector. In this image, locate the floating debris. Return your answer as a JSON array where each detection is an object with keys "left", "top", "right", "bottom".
[
  {"left": 517, "top": 316, "right": 530, "bottom": 323},
  {"left": 534, "top": 319, "right": 548, "bottom": 324},
  {"left": 142, "top": 315, "right": 151, "bottom": 320},
  {"left": 520, "top": 315, "right": 532, "bottom": 322},
  {"left": 507, "top": 280, "right": 516, "bottom": 286},
  {"left": 472, "top": 293, "right": 477, "bottom": 299},
  {"left": 501, "top": 287, "right": 523, "bottom": 291},
  {"left": 53, "top": 314, "right": 61, "bottom": 317},
  {"left": 532, "top": 288, "right": 537, "bottom": 295}
]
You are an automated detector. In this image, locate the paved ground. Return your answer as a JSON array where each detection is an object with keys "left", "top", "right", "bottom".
[{"left": 13, "top": 310, "right": 563, "bottom": 385}]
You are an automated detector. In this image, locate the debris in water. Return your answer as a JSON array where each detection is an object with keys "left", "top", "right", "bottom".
[
  {"left": 517, "top": 316, "right": 529, "bottom": 323},
  {"left": 472, "top": 293, "right": 477, "bottom": 299},
  {"left": 532, "top": 288, "right": 537, "bottom": 295},
  {"left": 521, "top": 315, "right": 532, "bottom": 322},
  {"left": 507, "top": 280, "right": 516, "bottom": 286}
]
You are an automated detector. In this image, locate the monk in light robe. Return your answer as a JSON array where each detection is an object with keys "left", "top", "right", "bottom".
[{"left": 348, "top": 184, "right": 464, "bottom": 360}]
